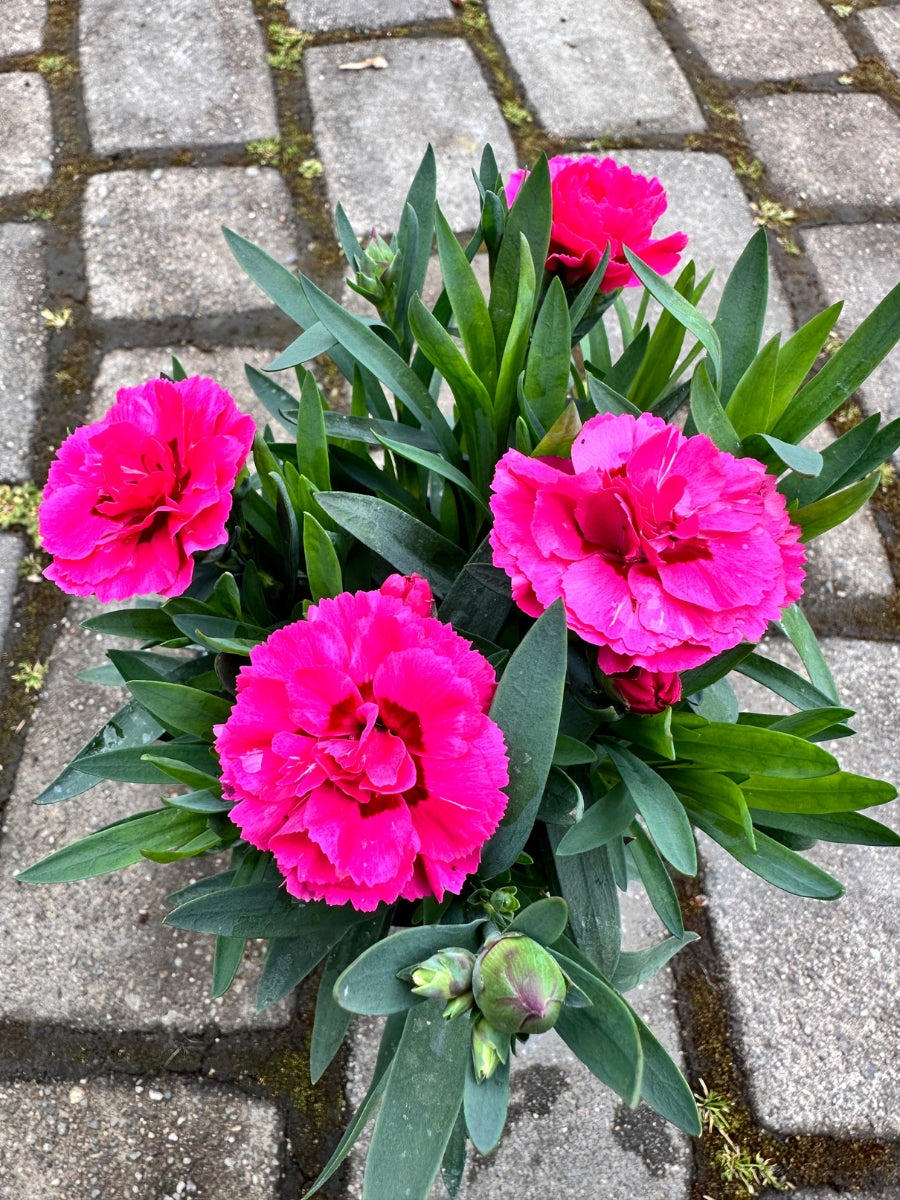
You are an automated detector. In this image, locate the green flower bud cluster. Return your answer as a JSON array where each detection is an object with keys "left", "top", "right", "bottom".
[
  {"left": 348, "top": 232, "right": 401, "bottom": 311},
  {"left": 403, "top": 930, "right": 569, "bottom": 1084}
]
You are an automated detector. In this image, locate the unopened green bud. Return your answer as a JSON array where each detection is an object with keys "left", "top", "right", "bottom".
[
  {"left": 472, "top": 933, "right": 567, "bottom": 1035},
  {"left": 471, "top": 1016, "right": 510, "bottom": 1083},
  {"left": 408, "top": 947, "right": 475, "bottom": 1001},
  {"left": 441, "top": 991, "right": 475, "bottom": 1021}
]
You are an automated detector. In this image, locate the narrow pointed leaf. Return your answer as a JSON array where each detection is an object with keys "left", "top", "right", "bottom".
[
  {"left": 464, "top": 1053, "right": 509, "bottom": 1155},
  {"left": 555, "top": 783, "right": 636, "bottom": 856},
  {"left": 713, "top": 228, "right": 769, "bottom": 402},
  {"left": 612, "top": 932, "right": 699, "bottom": 992},
  {"left": 605, "top": 745, "right": 697, "bottom": 876},
  {"left": 627, "top": 822, "right": 684, "bottom": 937}
]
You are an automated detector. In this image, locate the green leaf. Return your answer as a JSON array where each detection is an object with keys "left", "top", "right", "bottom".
[
  {"left": 741, "top": 770, "right": 897, "bottom": 814},
  {"left": 302, "top": 1012, "right": 406, "bottom": 1199},
  {"left": 375, "top": 431, "right": 490, "bottom": 517},
  {"left": 680, "top": 644, "right": 757, "bottom": 697},
  {"left": 334, "top": 920, "right": 486, "bottom": 1015},
  {"left": 627, "top": 822, "right": 684, "bottom": 937},
  {"left": 628, "top": 259, "right": 696, "bottom": 410},
  {"left": 773, "top": 280, "right": 900, "bottom": 443},
  {"left": 224, "top": 226, "right": 317, "bottom": 327},
  {"left": 295, "top": 371, "right": 331, "bottom": 490},
  {"left": 794, "top": 472, "right": 880, "bottom": 542},
  {"left": 434, "top": 205, "right": 497, "bottom": 394},
  {"left": 441, "top": 1110, "right": 467, "bottom": 1199},
  {"left": 489, "top": 155, "right": 551, "bottom": 354},
  {"left": 690, "top": 361, "right": 741, "bottom": 454},
  {"left": 769, "top": 304, "right": 841, "bottom": 427},
  {"left": 303, "top": 512, "right": 343, "bottom": 602},
  {"left": 479, "top": 601, "right": 568, "bottom": 878},
  {"left": 81, "top": 606, "right": 175, "bottom": 641},
  {"left": 266, "top": 323, "right": 336, "bottom": 373},
  {"left": 737, "top": 652, "right": 837, "bottom": 711},
  {"left": 555, "top": 783, "right": 636, "bottom": 857},
  {"left": 687, "top": 676, "right": 739, "bottom": 724},
  {"left": 568, "top": 246, "right": 612, "bottom": 333},
  {"left": 674, "top": 767, "right": 756, "bottom": 851},
  {"left": 778, "top": 604, "right": 839, "bottom": 703},
  {"left": 311, "top": 914, "right": 388, "bottom": 1083},
  {"left": 257, "top": 912, "right": 359, "bottom": 1012},
  {"left": 748, "top": 808, "right": 900, "bottom": 847},
  {"left": 743, "top": 432, "right": 822, "bottom": 476},
  {"left": 633, "top": 1011, "right": 702, "bottom": 1135},
  {"left": 17, "top": 808, "right": 207, "bottom": 883},
  {"left": 605, "top": 745, "right": 697, "bottom": 876},
  {"left": 323, "top": 411, "right": 437, "bottom": 451},
  {"left": 524, "top": 276, "right": 572, "bottom": 430},
  {"left": 548, "top": 830, "right": 621, "bottom": 978},
  {"left": 671, "top": 718, "right": 838, "bottom": 778},
  {"left": 437, "top": 537, "right": 512, "bottom": 641},
  {"left": 464, "top": 1053, "right": 509, "bottom": 1155},
  {"left": 531, "top": 401, "right": 582, "bottom": 458},
  {"left": 166, "top": 881, "right": 373, "bottom": 940},
  {"left": 684, "top": 802, "right": 844, "bottom": 899},
  {"left": 763, "top": 706, "right": 854, "bottom": 740},
  {"left": 300, "top": 274, "right": 461, "bottom": 465},
  {"left": 713, "top": 228, "right": 769, "bottom": 403},
  {"left": 601, "top": 324, "right": 651, "bottom": 397},
  {"left": 164, "top": 789, "right": 231, "bottom": 813},
  {"left": 315, "top": 492, "right": 466, "bottom": 597},
  {"left": 553, "top": 735, "right": 596, "bottom": 767},
  {"left": 363, "top": 999, "right": 470, "bottom": 1200},
  {"left": 493, "top": 234, "right": 537, "bottom": 441},
  {"left": 612, "top": 932, "right": 699, "bottom": 992},
  {"left": 553, "top": 956, "right": 643, "bottom": 1106},
  {"left": 508, "top": 896, "right": 569, "bottom": 945},
  {"left": 245, "top": 364, "right": 299, "bottom": 429},
  {"left": 126, "top": 680, "right": 231, "bottom": 741},
  {"left": 586, "top": 371, "right": 642, "bottom": 417},
  {"left": 624, "top": 247, "right": 723, "bottom": 386},
  {"left": 782, "top": 414, "right": 879, "bottom": 507},
  {"left": 612, "top": 707, "right": 675, "bottom": 761}
]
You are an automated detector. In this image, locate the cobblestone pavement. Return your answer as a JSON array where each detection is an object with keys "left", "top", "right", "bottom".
[{"left": 0, "top": 1, "right": 899, "bottom": 1197}]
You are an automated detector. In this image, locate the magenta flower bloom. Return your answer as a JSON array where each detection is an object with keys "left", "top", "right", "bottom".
[
  {"left": 505, "top": 155, "right": 688, "bottom": 290},
  {"left": 490, "top": 413, "right": 806, "bottom": 674},
  {"left": 214, "top": 576, "right": 509, "bottom": 911},
  {"left": 40, "top": 376, "right": 255, "bottom": 603}
]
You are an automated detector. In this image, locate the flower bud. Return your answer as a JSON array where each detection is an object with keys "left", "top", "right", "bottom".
[
  {"left": 471, "top": 1016, "right": 510, "bottom": 1083},
  {"left": 604, "top": 666, "right": 682, "bottom": 715},
  {"left": 441, "top": 991, "right": 475, "bottom": 1021},
  {"left": 472, "top": 933, "right": 567, "bottom": 1035},
  {"left": 408, "top": 947, "right": 475, "bottom": 1001}
]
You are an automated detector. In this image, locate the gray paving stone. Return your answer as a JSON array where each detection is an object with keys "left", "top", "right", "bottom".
[
  {"left": 0, "top": 601, "right": 290, "bottom": 1032},
  {"left": 801, "top": 223, "right": 900, "bottom": 429},
  {"left": 78, "top": 0, "right": 278, "bottom": 155},
  {"left": 92, "top": 346, "right": 304, "bottom": 439},
  {"left": 345, "top": 891, "right": 693, "bottom": 1199},
  {"left": 703, "top": 638, "right": 900, "bottom": 1138},
  {"left": 0, "top": 224, "right": 46, "bottom": 482},
  {"left": 488, "top": 0, "right": 705, "bottom": 139},
  {"left": 288, "top": 0, "right": 453, "bottom": 31},
  {"left": 304, "top": 38, "right": 516, "bottom": 235},
  {"left": 858, "top": 5, "right": 900, "bottom": 79},
  {"left": 0, "top": 74, "right": 52, "bottom": 197},
  {"left": 83, "top": 167, "right": 297, "bottom": 321},
  {"left": 665, "top": 0, "right": 853, "bottom": 81},
  {"left": 0, "top": 0, "right": 45, "bottom": 55},
  {"left": 0, "top": 1076, "right": 280, "bottom": 1198},
  {"left": 791, "top": 1191, "right": 900, "bottom": 1200},
  {"left": 0, "top": 534, "right": 23, "bottom": 658},
  {"left": 738, "top": 94, "right": 900, "bottom": 208}
]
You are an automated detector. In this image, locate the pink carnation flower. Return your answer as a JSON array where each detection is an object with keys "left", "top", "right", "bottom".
[
  {"left": 40, "top": 375, "right": 255, "bottom": 602},
  {"left": 505, "top": 155, "right": 688, "bottom": 290},
  {"left": 490, "top": 413, "right": 806, "bottom": 674},
  {"left": 605, "top": 667, "right": 683, "bottom": 715},
  {"left": 214, "top": 576, "right": 509, "bottom": 911}
]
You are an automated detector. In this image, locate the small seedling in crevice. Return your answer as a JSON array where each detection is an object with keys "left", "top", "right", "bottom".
[
  {"left": 18, "top": 553, "right": 45, "bottom": 583},
  {"left": 267, "top": 24, "right": 310, "bottom": 71},
  {"left": 752, "top": 197, "right": 797, "bottom": 231},
  {"left": 12, "top": 661, "right": 48, "bottom": 693},
  {"left": 27, "top": 207, "right": 54, "bottom": 222},
  {"left": 298, "top": 158, "right": 323, "bottom": 180},
  {"left": 715, "top": 1145, "right": 793, "bottom": 1195},
  {"left": 460, "top": 0, "right": 488, "bottom": 31},
  {"left": 0, "top": 483, "right": 42, "bottom": 543},
  {"left": 831, "top": 3, "right": 854, "bottom": 16},
  {"left": 734, "top": 155, "right": 763, "bottom": 181},
  {"left": 502, "top": 100, "right": 533, "bottom": 127},
  {"left": 37, "top": 54, "right": 75, "bottom": 79},
  {"left": 696, "top": 1080, "right": 733, "bottom": 1138},
  {"left": 41, "top": 308, "right": 72, "bottom": 330}
]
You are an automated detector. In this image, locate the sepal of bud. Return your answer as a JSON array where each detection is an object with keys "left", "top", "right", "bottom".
[
  {"left": 471, "top": 1016, "right": 510, "bottom": 1083},
  {"left": 442, "top": 991, "right": 475, "bottom": 1021},
  {"left": 473, "top": 933, "right": 567, "bottom": 1035},
  {"left": 403, "top": 947, "right": 475, "bottom": 1001}
]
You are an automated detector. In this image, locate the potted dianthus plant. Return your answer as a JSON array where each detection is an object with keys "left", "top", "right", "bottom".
[{"left": 21, "top": 146, "right": 900, "bottom": 1199}]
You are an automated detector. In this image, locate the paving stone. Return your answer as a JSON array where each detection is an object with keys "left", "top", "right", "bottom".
[
  {"left": 78, "top": 0, "right": 278, "bottom": 155},
  {"left": 0, "top": 224, "right": 47, "bottom": 482},
  {"left": 0, "top": 601, "right": 290, "bottom": 1032},
  {"left": 83, "top": 167, "right": 297, "bottom": 321},
  {"left": 0, "top": 0, "right": 45, "bottom": 55},
  {"left": 801, "top": 223, "right": 900, "bottom": 429},
  {"left": 488, "top": 0, "right": 705, "bottom": 139},
  {"left": 738, "top": 94, "right": 900, "bottom": 208},
  {"left": 0, "top": 534, "right": 23, "bottom": 658},
  {"left": 304, "top": 38, "right": 516, "bottom": 235},
  {"left": 0, "top": 74, "right": 52, "bottom": 197},
  {"left": 0, "top": 1076, "right": 281, "bottom": 1198},
  {"left": 858, "top": 5, "right": 900, "bottom": 79},
  {"left": 665, "top": 0, "right": 853, "bottom": 81},
  {"left": 791, "top": 1191, "right": 900, "bottom": 1200},
  {"left": 345, "top": 891, "right": 693, "bottom": 1199},
  {"left": 288, "top": 0, "right": 453, "bottom": 31},
  {"left": 92, "top": 346, "right": 306, "bottom": 439},
  {"left": 702, "top": 637, "right": 900, "bottom": 1138}
]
